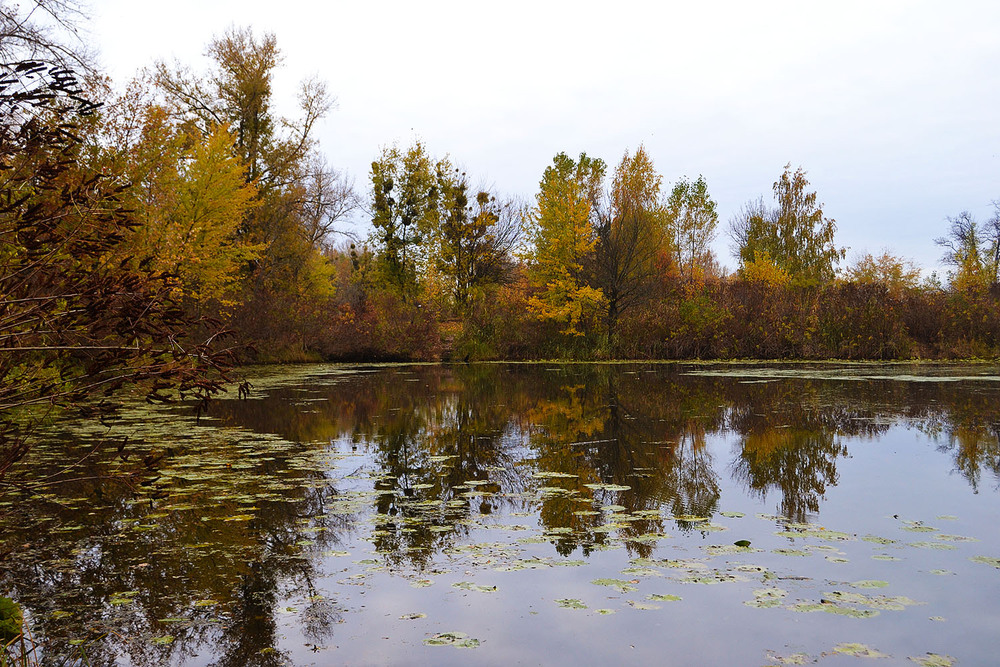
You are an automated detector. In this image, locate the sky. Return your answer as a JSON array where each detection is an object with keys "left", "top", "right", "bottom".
[{"left": 88, "top": 0, "right": 1000, "bottom": 275}]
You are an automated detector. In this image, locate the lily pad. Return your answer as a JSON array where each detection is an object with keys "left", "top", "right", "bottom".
[
  {"left": 627, "top": 600, "right": 661, "bottom": 610},
  {"left": 970, "top": 556, "right": 1000, "bottom": 569},
  {"left": 423, "top": 632, "right": 480, "bottom": 648},
  {"left": 591, "top": 578, "right": 639, "bottom": 593},
  {"left": 833, "top": 643, "right": 889, "bottom": 658},
  {"left": 554, "top": 598, "right": 587, "bottom": 609},
  {"left": 453, "top": 581, "right": 497, "bottom": 593},
  {"left": 908, "top": 654, "right": 955, "bottom": 666}
]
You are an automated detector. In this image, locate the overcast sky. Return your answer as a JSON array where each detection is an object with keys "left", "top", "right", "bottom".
[{"left": 89, "top": 0, "right": 1000, "bottom": 274}]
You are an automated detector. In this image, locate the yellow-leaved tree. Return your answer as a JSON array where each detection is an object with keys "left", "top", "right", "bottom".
[
  {"left": 525, "top": 152, "right": 607, "bottom": 336},
  {"left": 99, "top": 92, "right": 260, "bottom": 312}
]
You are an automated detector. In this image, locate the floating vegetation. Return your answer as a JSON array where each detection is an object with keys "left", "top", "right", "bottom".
[
  {"left": 909, "top": 542, "right": 957, "bottom": 551},
  {"left": 901, "top": 523, "right": 937, "bottom": 533},
  {"left": 833, "top": 643, "right": 890, "bottom": 658},
  {"left": 591, "top": 578, "right": 640, "bottom": 593},
  {"left": 764, "top": 651, "right": 811, "bottom": 665},
  {"left": 745, "top": 588, "right": 787, "bottom": 608},
  {"left": 453, "top": 582, "right": 497, "bottom": 593},
  {"left": 705, "top": 544, "right": 760, "bottom": 556},
  {"left": 108, "top": 592, "right": 139, "bottom": 606},
  {"left": 773, "top": 548, "right": 811, "bottom": 557},
  {"left": 584, "top": 483, "right": 631, "bottom": 492},
  {"left": 4, "top": 362, "right": 997, "bottom": 665},
  {"left": 789, "top": 602, "right": 879, "bottom": 619},
  {"left": 680, "top": 572, "right": 746, "bottom": 585},
  {"left": 935, "top": 534, "right": 978, "bottom": 543},
  {"left": 554, "top": 598, "right": 587, "bottom": 609},
  {"left": 423, "top": 632, "right": 480, "bottom": 648},
  {"left": 908, "top": 654, "right": 955, "bottom": 666},
  {"left": 627, "top": 600, "right": 661, "bottom": 610}
]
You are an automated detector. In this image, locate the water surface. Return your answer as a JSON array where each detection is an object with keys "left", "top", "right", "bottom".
[{"left": 2, "top": 363, "right": 999, "bottom": 665}]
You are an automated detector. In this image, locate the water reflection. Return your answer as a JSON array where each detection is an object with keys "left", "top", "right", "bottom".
[{"left": 2, "top": 362, "right": 999, "bottom": 664}]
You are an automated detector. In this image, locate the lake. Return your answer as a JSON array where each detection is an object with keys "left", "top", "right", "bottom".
[{"left": 2, "top": 362, "right": 999, "bottom": 666}]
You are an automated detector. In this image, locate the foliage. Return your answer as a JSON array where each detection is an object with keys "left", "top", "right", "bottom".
[
  {"left": 845, "top": 251, "right": 921, "bottom": 299},
  {"left": 154, "top": 27, "right": 354, "bottom": 358},
  {"left": 0, "top": 62, "right": 236, "bottom": 482},
  {"left": 525, "top": 152, "right": 607, "bottom": 337},
  {"left": 731, "top": 165, "right": 844, "bottom": 286},
  {"left": 96, "top": 91, "right": 261, "bottom": 309},
  {"left": 594, "top": 146, "right": 669, "bottom": 346},
  {"left": 0, "top": 597, "right": 22, "bottom": 642},
  {"left": 368, "top": 142, "right": 441, "bottom": 299},
  {"left": 665, "top": 174, "right": 719, "bottom": 282},
  {"left": 434, "top": 169, "right": 521, "bottom": 310},
  {"left": 935, "top": 210, "right": 1000, "bottom": 291},
  {"left": 740, "top": 250, "right": 791, "bottom": 286}
]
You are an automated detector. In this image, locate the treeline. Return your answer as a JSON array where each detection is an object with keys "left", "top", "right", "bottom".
[{"left": 6, "top": 16, "right": 1000, "bottom": 380}]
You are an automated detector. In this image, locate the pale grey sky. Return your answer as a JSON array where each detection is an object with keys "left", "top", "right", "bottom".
[{"left": 90, "top": 0, "right": 1000, "bottom": 274}]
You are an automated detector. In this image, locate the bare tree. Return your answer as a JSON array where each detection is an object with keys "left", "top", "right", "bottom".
[
  {"left": 0, "top": 0, "right": 94, "bottom": 71},
  {"left": 299, "top": 154, "right": 359, "bottom": 249}
]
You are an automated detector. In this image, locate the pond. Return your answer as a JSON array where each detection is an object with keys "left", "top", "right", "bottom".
[{"left": 2, "top": 362, "right": 1000, "bottom": 666}]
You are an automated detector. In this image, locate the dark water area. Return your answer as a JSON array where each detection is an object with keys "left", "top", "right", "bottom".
[{"left": 2, "top": 362, "right": 1000, "bottom": 666}]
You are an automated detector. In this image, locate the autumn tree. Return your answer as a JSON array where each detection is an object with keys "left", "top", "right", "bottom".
[
  {"left": 94, "top": 86, "right": 260, "bottom": 310},
  {"left": 368, "top": 141, "right": 442, "bottom": 299},
  {"left": 153, "top": 27, "right": 355, "bottom": 351},
  {"left": 935, "top": 210, "right": 1000, "bottom": 290},
  {"left": 525, "top": 152, "right": 607, "bottom": 336},
  {"left": 845, "top": 251, "right": 921, "bottom": 298},
  {"left": 665, "top": 175, "right": 719, "bottom": 282},
  {"left": 0, "top": 63, "right": 236, "bottom": 482},
  {"left": 730, "top": 165, "right": 844, "bottom": 285},
  {"left": 593, "top": 146, "right": 667, "bottom": 343},
  {"left": 434, "top": 167, "right": 521, "bottom": 310}
]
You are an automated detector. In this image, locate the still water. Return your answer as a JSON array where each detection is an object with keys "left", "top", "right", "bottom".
[{"left": 3, "top": 363, "right": 1000, "bottom": 665}]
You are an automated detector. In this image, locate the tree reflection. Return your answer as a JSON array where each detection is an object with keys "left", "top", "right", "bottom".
[{"left": 4, "top": 362, "right": 1000, "bottom": 662}]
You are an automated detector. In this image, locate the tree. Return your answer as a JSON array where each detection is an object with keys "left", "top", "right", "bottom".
[
  {"left": 94, "top": 89, "right": 261, "bottom": 310},
  {"left": 845, "top": 251, "right": 921, "bottom": 298},
  {"left": 0, "top": 63, "right": 235, "bottom": 483},
  {"left": 730, "top": 165, "right": 844, "bottom": 285},
  {"left": 665, "top": 175, "right": 719, "bottom": 282},
  {"left": 935, "top": 210, "right": 999, "bottom": 290},
  {"left": 153, "top": 28, "right": 355, "bottom": 352},
  {"left": 0, "top": 0, "right": 93, "bottom": 71},
  {"left": 525, "top": 152, "right": 607, "bottom": 337},
  {"left": 594, "top": 146, "right": 667, "bottom": 342},
  {"left": 434, "top": 168, "right": 521, "bottom": 310},
  {"left": 368, "top": 142, "right": 441, "bottom": 299}
]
